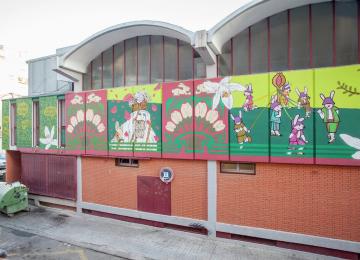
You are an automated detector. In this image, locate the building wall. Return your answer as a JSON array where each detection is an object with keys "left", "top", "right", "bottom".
[
  {"left": 82, "top": 157, "right": 208, "bottom": 220},
  {"left": 217, "top": 162, "right": 360, "bottom": 242}
]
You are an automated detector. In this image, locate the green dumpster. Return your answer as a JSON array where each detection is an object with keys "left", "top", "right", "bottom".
[{"left": 0, "top": 182, "right": 29, "bottom": 216}]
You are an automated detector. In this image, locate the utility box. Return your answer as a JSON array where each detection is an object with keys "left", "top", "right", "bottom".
[{"left": 0, "top": 182, "right": 29, "bottom": 216}]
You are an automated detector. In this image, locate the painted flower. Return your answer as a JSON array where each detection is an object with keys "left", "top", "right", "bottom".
[
  {"left": 70, "top": 116, "right": 78, "bottom": 127},
  {"left": 76, "top": 110, "right": 84, "bottom": 122},
  {"left": 97, "top": 123, "right": 105, "bottom": 133},
  {"left": 92, "top": 114, "right": 101, "bottom": 126},
  {"left": 213, "top": 120, "right": 225, "bottom": 132},
  {"left": 70, "top": 95, "right": 83, "bottom": 105},
  {"left": 195, "top": 102, "right": 207, "bottom": 118},
  {"left": 181, "top": 103, "right": 192, "bottom": 119},
  {"left": 87, "top": 93, "right": 101, "bottom": 103},
  {"left": 171, "top": 110, "right": 183, "bottom": 124},
  {"left": 165, "top": 121, "right": 176, "bottom": 132},
  {"left": 206, "top": 110, "right": 219, "bottom": 124},
  {"left": 340, "top": 134, "right": 360, "bottom": 159},
  {"left": 40, "top": 126, "right": 58, "bottom": 150},
  {"left": 202, "top": 77, "right": 245, "bottom": 110},
  {"left": 67, "top": 125, "right": 74, "bottom": 133},
  {"left": 86, "top": 109, "right": 94, "bottom": 122}
]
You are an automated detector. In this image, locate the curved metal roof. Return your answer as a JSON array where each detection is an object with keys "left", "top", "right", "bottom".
[{"left": 60, "top": 20, "right": 194, "bottom": 73}]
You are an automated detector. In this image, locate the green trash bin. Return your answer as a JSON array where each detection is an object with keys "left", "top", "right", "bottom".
[{"left": 0, "top": 182, "right": 29, "bottom": 216}]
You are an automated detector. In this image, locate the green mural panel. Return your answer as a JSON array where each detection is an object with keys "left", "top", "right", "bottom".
[
  {"left": 39, "top": 96, "right": 58, "bottom": 150},
  {"left": 107, "top": 84, "right": 161, "bottom": 157},
  {"left": 2, "top": 100, "right": 10, "bottom": 150},
  {"left": 229, "top": 73, "right": 269, "bottom": 162},
  {"left": 16, "top": 98, "right": 32, "bottom": 148},
  {"left": 315, "top": 64, "right": 360, "bottom": 165},
  {"left": 269, "top": 70, "right": 315, "bottom": 164}
]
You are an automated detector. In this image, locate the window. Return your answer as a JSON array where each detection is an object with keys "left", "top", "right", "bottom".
[
  {"left": 138, "top": 36, "right": 150, "bottom": 84},
  {"left": 114, "top": 42, "right": 125, "bottom": 87},
  {"left": 218, "top": 40, "right": 231, "bottom": 76},
  {"left": 150, "top": 36, "right": 164, "bottom": 83},
  {"left": 233, "top": 29, "right": 249, "bottom": 75},
  {"left": 58, "top": 98, "right": 66, "bottom": 147},
  {"left": 10, "top": 103, "right": 16, "bottom": 146},
  {"left": 83, "top": 64, "right": 91, "bottom": 90},
  {"left": 179, "top": 40, "right": 193, "bottom": 80},
  {"left": 250, "top": 19, "right": 268, "bottom": 73},
  {"left": 92, "top": 55, "right": 102, "bottom": 89},
  {"left": 125, "top": 37, "right": 137, "bottom": 86},
  {"left": 32, "top": 100, "right": 40, "bottom": 147},
  {"left": 194, "top": 51, "right": 206, "bottom": 79},
  {"left": 102, "top": 48, "right": 113, "bottom": 88},
  {"left": 115, "top": 158, "right": 139, "bottom": 167},
  {"left": 270, "top": 11, "right": 288, "bottom": 71},
  {"left": 220, "top": 162, "right": 256, "bottom": 175},
  {"left": 164, "top": 37, "right": 178, "bottom": 82}
]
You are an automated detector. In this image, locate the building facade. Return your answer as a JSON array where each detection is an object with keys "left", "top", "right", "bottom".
[{"left": 2, "top": 0, "right": 360, "bottom": 258}]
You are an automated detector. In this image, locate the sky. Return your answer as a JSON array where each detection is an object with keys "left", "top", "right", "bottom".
[
  {"left": 0, "top": 0, "right": 250, "bottom": 95},
  {"left": 0, "top": 0, "right": 249, "bottom": 59}
]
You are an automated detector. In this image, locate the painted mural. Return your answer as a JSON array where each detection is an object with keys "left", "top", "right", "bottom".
[
  {"left": 3, "top": 64, "right": 360, "bottom": 166},
  {"left": 65, "top": 92, "right": 86, "bottom": 154},
  {"left": 39, "top": 96, "right": 58, "bottom": 151},
  {"left": 16, "top": 98, "right": 32, "bottom": 148},
  {"left": 85, "top": 90, "right": 108, "bottom": 155},
  {"left": 269, "top": 70, "right": 315, "bottom": 164},
  {"left": 108, "top": 84, "right": 162, "bottom": 157},
  {"left": 315, "top": 64, "right": 360, "bottom": 165},
  {"left": 2, "top": 100, "right": 10, "bottom": 150},
  {"left": 162, "top": 81, "right": 194, "bottom": 159},
  {"left": 229, "top": 74, "right": 269, "bottom": 162}
]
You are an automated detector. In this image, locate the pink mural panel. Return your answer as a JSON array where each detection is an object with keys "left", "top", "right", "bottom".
[{"left": 162, "top": 80, "right": 194, "bottom": 159}]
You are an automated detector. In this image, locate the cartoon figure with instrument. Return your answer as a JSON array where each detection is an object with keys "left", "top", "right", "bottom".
[
  {"left": 288, "top": 114, "right": 308, "bottom": 155},
  {"left": 231, "top": 110, "right": 252, "bottom": 144},
  {"left": 317, "top": 90, "right": 340, "bottom": 144},
  {"left": 270, "top": 95, "right": 282, "bottom": 136},
  {"left": 111, "top": 91, "right": 158, "bottom": 143},
  {"left": 243, "top": 84, "right": 257, "bottom": 111},
  {"left": 296, "top": 87, "right": 311, "bottom": 118}
]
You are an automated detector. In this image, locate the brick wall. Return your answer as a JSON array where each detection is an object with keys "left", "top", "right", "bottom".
[
  {"left": 217, "top": 163, "right": 360, "bottom": 242},
  {"left": 82, "top": 157, "right": 207, "bottom": 220}
]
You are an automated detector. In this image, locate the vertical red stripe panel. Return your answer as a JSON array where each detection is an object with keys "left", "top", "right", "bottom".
[
  {"left": 112, "top": 45, "right": 114, "bottom": 88},
  {"left": 267, "top": 17, "right": 271, "bottom": 72},
  {"left": 309, "top": 5, "right": 313, "bottom": 68},
  {"left": 358, "top": 1, "right": 360, "bottom": 63},
  {"left": 177, "top": 39, "right": 180, "bottom": 81},
  {"left": 230, "top": 38, "right": 233, "bottom": 75},
  {"left": 101, "top": 52, "right": 104, "bottom": 89},
  {"left": 248, "top": 27, "right": 251, "bottom": 74},
  {"left": 136, "top": 36, "right": 139, "bottom": 85},
  {"left": 332, "top": 0, "right": 336, "bottom": 66},
  {"left": 123, "top": 40, "right": 126, "bottom": 86},
  {"left": 288, "top": 9, "right": 291, "bottom": 70}
]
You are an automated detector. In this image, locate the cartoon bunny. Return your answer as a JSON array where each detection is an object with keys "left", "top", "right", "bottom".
[
  {"left": 243, "top": 84, "right": 256, "bottom": 111},
  {"left": 288, "top": 114, "right": 308, "bottom": 152},
  {"left": 278, "top": 83, "right": 291, "bottom": 107},
  {"left": 231, "top": 110, "right": 252, "bottom": 144},
  {"left": 317, "top": 90, "right": 340, "bottom": 144},
  {"left": 296, "top": 87, "right": 311, "bottom": 118},
  {"left": 270, "top": 95, "right": 282, "bottom": 136}
]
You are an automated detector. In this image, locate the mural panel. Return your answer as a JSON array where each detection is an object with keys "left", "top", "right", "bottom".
[
  {"left": 85, "top": 90, "right": 108, "bottom": 155},
  {"left": 269, "top": 70, "right": 315, "bottom": 164},
  {"left": 132, "top": 84, "right": 162, "bottom": 157},
  {"left": 2, "top": 100, "right": 10, "bottom": 150},
  {"left": 229, "top": 74, "right": 269, "bottom": 162},
  {"left": 65, "top": 92, "right": 86, "bottom": 154},
  {"left": 16, "top": 98, "right": 32, "bottom": 148},
  {"left": 194, "top": 78, "right": 235, "bottom": 160},
  {"left": 162, "top": 80, "right": 194, "bottom": 159},
  {"left": 108, "top": 86, "right": 134, "bottom": 156},
  {"left": 314, "top": 64, "right": 360, "bottom": 166},
  {"left": 39, "top": 96, "right": 58, "bottom": 152}
]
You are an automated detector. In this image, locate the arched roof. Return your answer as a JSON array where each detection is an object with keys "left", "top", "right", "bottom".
[
  {"left": 60, "top": 21, "right": 195, "bottom": 73},
  {"left": 207, "top": 0, "right": 331, "bottom": 54}
]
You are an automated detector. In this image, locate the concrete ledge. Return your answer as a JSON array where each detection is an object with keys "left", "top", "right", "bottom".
[
  {"left": 217, "top": 222, "right": 360, "bottom": 254},
  {"left": 80, "top": 202, "right": 209, "bottom": 230},
  {"left": 29, "top": 195, "right": 76, "bottom": 208}
]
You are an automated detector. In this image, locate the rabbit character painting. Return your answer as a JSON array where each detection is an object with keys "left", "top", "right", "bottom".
[
  {"left": 231, "top": 110, "right": 252, "bottom": 144},
  {"left": 288, "top": 115, "right": 308, "bottom": 155},
  {"left": 317, "top": 90, "right": 340, "bottom": 144},
  {"left": 243, "top": 84, "right": 256, "bottom": 111},
  {"left": 296, "top": 87, "right": 311, "bottom": 118},
  {"left": 270, "top": 95, "right": 282, "bottom": 136},
  {"left": 279, "top": 83, "right": 291, "bottom": 107},
  {"left": 112, "top": 91, "right": 158, "bottom": 144}
]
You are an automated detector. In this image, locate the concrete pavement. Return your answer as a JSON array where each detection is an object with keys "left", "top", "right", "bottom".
[{"left": 0, "top": 206, "right": 339, "bottom": 260}]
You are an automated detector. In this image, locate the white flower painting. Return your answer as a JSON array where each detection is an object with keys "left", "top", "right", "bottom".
[
  {"left": 197, "top": 77, "right": 245, "bottom": 110},
  {"left": 40, "top": 126, "right": 58, "bottom": 150},
  {"left": 340, "top": 134, "right": 360, "bottom": 159},
  {"left": 70, "top": 95, "right": 83, "bottom": 105}
]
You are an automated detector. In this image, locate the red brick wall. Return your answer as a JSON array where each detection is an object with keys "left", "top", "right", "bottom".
[
  {"left": 217, "top": 163, "right": 360, "bottom": 242},
  {"left": 82, "top": 157, "right": 207, "bottom": 220},
  {"left": 5, "top": 151, "right": 21, "bottom": 182}
]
